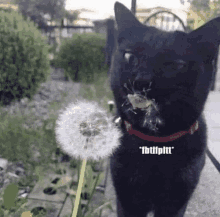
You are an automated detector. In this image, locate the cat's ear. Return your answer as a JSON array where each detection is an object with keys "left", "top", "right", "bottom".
[
  {"left": 188, "top": 17, "right": 220, "bottom": 61},
  {"left": 188, "top": 17, "right": 220, "bottom": 45},
  {"left": 114, "top": 2, "right": 143, "bottom": 31}
]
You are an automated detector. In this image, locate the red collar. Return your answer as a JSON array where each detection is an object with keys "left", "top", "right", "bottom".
[{"left": 124, "top": 120, "right": 199, "bottom": 142}]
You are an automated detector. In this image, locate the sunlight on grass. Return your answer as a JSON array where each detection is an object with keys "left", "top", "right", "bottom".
[
  {"left": 79, "top": 71, "right": 114, "bottom": 111},
  {"left": 0, "top": 103, "right": 59, "bottom": 186}
]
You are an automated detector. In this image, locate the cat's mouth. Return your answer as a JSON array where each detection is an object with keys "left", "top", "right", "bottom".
[
  {"left": 121, "top": 82, "right": 164, "bottom": 132},
  {"left": 127, "top": 94, "right": 155, "bottom": 110}
]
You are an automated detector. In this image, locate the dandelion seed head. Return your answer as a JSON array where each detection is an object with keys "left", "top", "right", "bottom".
[{"left": 55, "top": 100, "right": 122, "bottom": 161}]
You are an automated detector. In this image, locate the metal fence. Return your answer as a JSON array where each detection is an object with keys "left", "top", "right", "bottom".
[{"left": 144, "top": 10, "right": 187, "bottom": 32}]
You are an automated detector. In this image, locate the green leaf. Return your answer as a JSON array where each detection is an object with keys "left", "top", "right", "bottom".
[{"left": 3, "top": 183, "right": 18, "bottom": 210}]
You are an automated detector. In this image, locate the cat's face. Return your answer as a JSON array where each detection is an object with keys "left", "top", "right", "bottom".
[{"left": 110, "top": 2, "right": 220, "bottom": 136}]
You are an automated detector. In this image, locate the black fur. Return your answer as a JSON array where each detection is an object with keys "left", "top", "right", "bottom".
[{"left": 110, "top": 2, "right": 220, "bottom": 217}]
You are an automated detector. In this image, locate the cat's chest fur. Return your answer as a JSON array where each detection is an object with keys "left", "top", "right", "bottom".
[{"left": 109, "top": 2, "right": 220, "bottom": 217}]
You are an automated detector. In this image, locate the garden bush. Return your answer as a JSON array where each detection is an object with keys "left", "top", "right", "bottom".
[
  {"left": 0, "top": 10, "right": 50, "bottom": 105},
  {"left": 54, "top": 33, "right": 107, "bottom": 83}
]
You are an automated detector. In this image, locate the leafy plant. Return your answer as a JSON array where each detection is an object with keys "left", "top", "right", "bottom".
[
  {"left": 54, "top": 33, "right": 107, "bottom": 83},
  {"left": 187, "top": 0, "right": 220, "bottom": 29},
  {"left": 14, "top": 0, "right": 67, "bottom": 30},
  {"left": 0, "top": 9, "right": 50, "bottom": 105}
]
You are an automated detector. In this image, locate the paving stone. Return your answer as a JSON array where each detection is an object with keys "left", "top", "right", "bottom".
[
  {"left": 89, "top": 190, "right": 105, "bottom": 210},
  {"left": 28, "top": 173, "right": 67, "bottom": 203},
  {"left": 103, "top": 161, "right": 117, "bottom": 217},
  {"left": 59, "top": 196, "right": 73, "bottom": 217},
  {"left": 184, "top": 156, "right": 220, "bottom": 217},
  {"left": 28, "top": 164, "right": 76, "bottom": 203},
  {"left": 25, "top": 199, "right": 62, "bottom": 217},
  {"left": 59, "top": 196, "right": 87, "bottom": 217}
]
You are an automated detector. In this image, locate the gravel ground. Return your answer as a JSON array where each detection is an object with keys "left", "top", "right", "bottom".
[{"left": 0, "top": 68, "right": 82, "bottom": 130}]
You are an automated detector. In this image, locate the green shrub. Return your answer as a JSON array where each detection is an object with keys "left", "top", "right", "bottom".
[
  {"left": 54, "top": 33, "right": 107, "bottom": 83},
  {"left": 0, "top": 10, "right": 50, "bottom": 105}
]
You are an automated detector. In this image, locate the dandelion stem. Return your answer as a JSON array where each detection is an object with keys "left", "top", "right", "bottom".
[{"left": 72, "top": 158, "right": 87, "bottom": 217}]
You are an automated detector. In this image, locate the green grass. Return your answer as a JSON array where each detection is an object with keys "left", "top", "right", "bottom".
[
  {"left": 79, "top": 70, "right": 114, "bottom": 111},
  {"left": 0, "top": 105, "right": 58, "bottom": 184},
  {"left": 0, "top": 69, "right": 114, "bottom": 216}
]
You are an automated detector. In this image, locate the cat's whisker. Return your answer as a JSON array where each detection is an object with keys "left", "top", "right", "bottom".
[
  {"left": 128, "top": 79, "right": 136, "bottom": 93},
  {"left": 127, "top": 108, "right": 137, "bottom": 114},
  {"left": 123, "top": 83, "right": 128, "bottom": 90},
  {"left": 143, "top": 87, "right": 147, "bottom": 95},
  {"left": 131, "top": 110, "right": 137, "bottom": 114},
  {"left": 128, "top": 79, "right": 132, "bottom": 86},
  {"left": 124, "top": 82, "right": 134, "bottom": 94},
  {"left": 142, "top": 87, "right": 150, "bottom": 98},
  {"left": 121, "top": 99, "right": 130, "bottom": 107},
  {"left": 132, "top": 80, "right": 136, "bottom": 92}
]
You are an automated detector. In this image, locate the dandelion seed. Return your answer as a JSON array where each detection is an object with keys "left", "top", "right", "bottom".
[{"left": 55, "top": 100, "right": 121, "bottom": 161}]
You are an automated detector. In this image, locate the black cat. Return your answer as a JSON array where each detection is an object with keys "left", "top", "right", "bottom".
[{"left": 109, "top": 2, "right": 220, "bottom": 217}]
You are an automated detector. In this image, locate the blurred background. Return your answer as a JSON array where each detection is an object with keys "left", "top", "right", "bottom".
[{"left": 0, "top": 0, "right": 218, "bottom": 52}]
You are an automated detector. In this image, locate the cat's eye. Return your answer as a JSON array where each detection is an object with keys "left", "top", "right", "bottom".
[
  {"left": 124, "top": 52, "right": 139, "bottom": 66},
  {"left": 163, "top": 59, "right": 186, "bottom": 71},
  {"left": 175, "top": 59, "right": 186, "bottom": 70}
]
